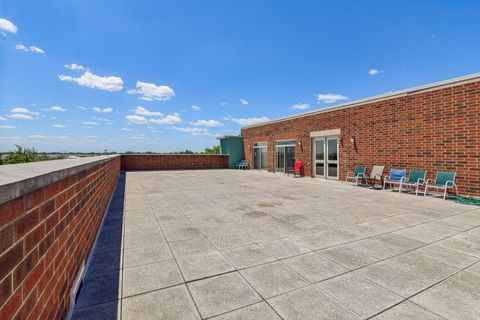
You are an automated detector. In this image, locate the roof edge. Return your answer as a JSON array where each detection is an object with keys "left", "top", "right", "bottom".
[{"left": 241, "top": 72, "right": 480, "bottom": 130}]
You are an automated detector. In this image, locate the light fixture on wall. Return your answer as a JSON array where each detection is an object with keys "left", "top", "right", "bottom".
[
  {"left": 298, "top": 141, "right": 302, "bottom": 147},
  {"left": 350, "top": 137, "right": 355, "bottom": 144}
]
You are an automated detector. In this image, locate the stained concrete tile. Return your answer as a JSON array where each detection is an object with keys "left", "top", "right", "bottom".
[
  {"left": 294, "top": 229, "right": 359, "bottom": 250},
  {"left": 412, "top": 244, "right": 478, "bottom": 269},
  {"left": 319, "top": 245, "right": 379, "bottom": 269},
  {"left": 122, "top": 285, "right": 200, "bottom": 320},
  {"left": 357, "top": 261, "right": 433, "bottom": 297},
  {"left": 210, "top": 302, "right": 281, "bottom": 320},
  {"left": 170, "top": 238, "right": 217, "bottom": 258},
  {"left": 435, "top": 237, "right": 480, "bottom": 258},
  {"left": 259, "top": 238, "right": 311, "bottom": 259},
  {"left": 123, "top": 232, "right": 166, "bottom": 249},
  {"left": 387, "top": 253, "right": 457, "bottom": 281},
  {"left": 123, "top": 244, "right": 172, "bottom": 268},
  {"left": 176, "top": 251, "right": 235, "bottom": 281},
  {"left": 122, "top": 260, "right": 183, "bottom": 297},
  {"left": 222, "top": 245, "right": 276, "bottom": 269},
  {"left": 206, "top": 232, "right": 253, "bottom": 250},
  {"left": 283, "top": 252, "right": 348, "bottom": 282},
  {"left": 465, "top": 262, "right": 480, "bottom": 276},
  {"left": 187, "top": 272, "right": 261, "bottom": 318},
  {"left": 411, "top": 283, "right": 480, "bottom": 320},
  {"left": 123, "top": 222, "right": 161, "bottom": 236},
  {"left": 444, "top": 271, "right": 480, "bottom": 300},
  {"left": 348, "top": 233, "right": 425, "bottom": 260},
  {"left": 163, "top": 227, "right": 203, "bottom": 242},
  {"left": 372, "top": 301, "right": 443, "bottom": 320},
  {"left": 268, "top": 285, "right": 362, "bottom": 320},
  {"left": 240, "top": 261, "right": 309, "bottom": 298},
  {"left": 394, "top": 225, "right": 446, "bottom": 243},
  {"left": 317, "top": 272, "right": 403, "bottom": 318}
]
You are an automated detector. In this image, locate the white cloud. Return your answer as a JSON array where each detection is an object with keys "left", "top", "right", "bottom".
[
  {"left": 148, "top": 114, "right": 181, "bottom": 125},
  {"left": 0, "top": 125, "right": 16, "bottom": 129},
  {"left": 29, "top": 46, "right": 45, "bottom": 54},
  {"left": 49, "top": 106, "right": 67, "bottom": 112},
  {"left": 82, "top": 121, "right": 99, "bottom": 125},
  {"left": 134, "top": 106, "right": 163, "bottom": 116},
  {"left": 29, "top": 135, "right": 47, "bottom": 139},
  {"left": 64, "top": 63, "right": 86, "bottom": 71},
  {"left": 15, "top": 44, "right": 28, "bottom": 52},
  {"left": 316, "top": 93, "right": 348, "bottom": 104},
  {"left": 9, "top": 113, "right": 33, "bottom": 120},
  {"left": 0, "top": 18, "right": 17, "bottom": 35},
  {"left": 15, "top": 44, "right": 45, "bottom": 54},
  {"left": 82, "top": 135, "right": 98, "bottom": 139},
  {"left": 191, "top": 105, "right": 201, "bottom": 111},
  {"left": 93, "top": 107, "right": 113, "bottom": 113},
  {"left": 369, "top": 69, "right": 380, "bottom": 75},
  {"left": 121, "top": 128, "right": 133, "bottom": 131},
  {"left": 190, "top": 119, "right": 223, "bottom": 127},
  {"left": 239, "top": 98, "right": 249, "bottom": 105},
  {"left": 125, "top": 115, "right": 148, "bottom": 124},
  {"left": 172, "top": 127, "right": 208, "bottom": 133},
  {"left": 77, "top": 106, "right": 88, "bottom": 111},
  {"left": 52, "top": 124, "right": 66, "bottom": 128},
  {"left": 59, "top": 71, "right": 123, "bottom": 92},
  {"left": 224, "top": 115, "right": 269, "bottom": 126},
  {"left": 10, "top": 107, "right": 38, "bottom": 115},
  {"left": 0, "top": 116, "right": 7, "bottom": 121},
  {"left": 292, "top": 103, "right": 311, "bottom": 110},
  {"left": 128, "top": 81, "right": 175, "bottom": 101}
]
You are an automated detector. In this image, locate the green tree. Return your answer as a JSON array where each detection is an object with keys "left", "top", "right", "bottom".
[
  {"left": 203, "top": 145, "right": 221, "bottom": 154},
  {"left": 4, "top": 145, "right": 47, "bottom": 164}
]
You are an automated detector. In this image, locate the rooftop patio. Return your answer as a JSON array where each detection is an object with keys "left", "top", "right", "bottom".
[{"left": 72, "top": 169, "right": 480, "bottom": 320}]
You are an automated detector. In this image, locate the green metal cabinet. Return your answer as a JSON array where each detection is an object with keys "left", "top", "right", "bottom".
[{"left": 218, "top": 136, "right": 244, "bottom": 169}]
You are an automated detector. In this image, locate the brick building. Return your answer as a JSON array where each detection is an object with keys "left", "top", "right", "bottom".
[{"left": 241, "top": 73, "right": 480, "bottom": 196}]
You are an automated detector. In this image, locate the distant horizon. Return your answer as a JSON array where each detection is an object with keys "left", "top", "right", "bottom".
[{"left": 1, "top": 1, "right": 480, "bottom": 152}]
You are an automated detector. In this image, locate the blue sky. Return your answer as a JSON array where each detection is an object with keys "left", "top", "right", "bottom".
[{"left": 1, "top": 0, "right": 479, "bottom": 152}]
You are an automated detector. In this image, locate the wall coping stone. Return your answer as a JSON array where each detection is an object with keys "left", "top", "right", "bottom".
[{"left": 0, "top": 155, "right": 120, "bottom": 205}]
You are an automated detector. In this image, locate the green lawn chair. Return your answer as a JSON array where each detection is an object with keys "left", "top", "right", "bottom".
[
  {"left": 400, "top": 169, "right": 426, "bottom": 195},
  {"left": 345, "top": 165, "right": 366, "bottom": 185},
  {"left": 424, "top": 171, "right": 458, "bottom": 199}
]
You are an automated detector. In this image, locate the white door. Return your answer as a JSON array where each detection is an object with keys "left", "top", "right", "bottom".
[{"left": 313, "top": 136, "right": 339, "bottom": 179}]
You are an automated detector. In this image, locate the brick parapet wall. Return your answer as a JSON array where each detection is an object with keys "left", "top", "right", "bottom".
[
  {"left": 0, "top": 157, "right": 121, "bottom": 320},
  {"left": 241, "top": 81, "right": 480, "bottom": 196},
  {"left": 120, "top": 154, "right": 229, "bottom": 170}
]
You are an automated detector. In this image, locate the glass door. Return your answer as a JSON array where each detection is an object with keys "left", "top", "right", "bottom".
[
  {"left": 313, "top": 136, "right": 339, "bottom": 179},
  {"left": 274, "top": 140, "right": 295, "bottom": 173},
  {"left": 327, "top": 137, "right": 339, "bottom": 179},
  {"left": 314, "top": 139, "right": 325, "bottom": 177},
  {"left": 253, "top": 142, "right": 268, "bottom": 170}
]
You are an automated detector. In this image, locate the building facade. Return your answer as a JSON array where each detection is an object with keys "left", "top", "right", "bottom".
[{"left": 241, "top": 73, "right": 480, "bottom": 196}]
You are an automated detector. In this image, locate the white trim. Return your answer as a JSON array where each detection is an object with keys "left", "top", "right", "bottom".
[
  {"left": 310, "top": 129, "right": 341, "bottom": 137},
  {"left": 241, "top": 72, "right": 480, "bottom": 130}
]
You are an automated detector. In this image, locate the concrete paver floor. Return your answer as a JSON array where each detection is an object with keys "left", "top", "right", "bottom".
[{"left": 72, "top": 170, "right": 480, "bottom": 320}]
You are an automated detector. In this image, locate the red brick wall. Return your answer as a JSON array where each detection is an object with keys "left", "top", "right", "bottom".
[
  {"left": 120, "top": 154, "right": 229, "bottom": 170},
  {"left": 241, "top": 81, "right": 480, "bottom": 196},
  {"left": 0, "top": 157, "right": 120, "bottom": 320}
]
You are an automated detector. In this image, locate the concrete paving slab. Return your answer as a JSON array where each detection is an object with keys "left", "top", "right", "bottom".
[
  {"left": 222, "top": 244, "right": 276, "bottom": 269},
  {"left": 371, "top": 301, "right": 443, "bottom": 320},
  {"left": 283, "top": 252, "right": 348, "bottom": 283},
  {"left": 387, "top": 253, "right": 457, "bottom": 282},
  {"left": 122, "top": 232, "right": 166, "bottom": 249},
  {"left": 444, "top": 271, "right": 480, "bottom": 300},
  {"left": 411, "top": 282, "right": 480, "bottom": 320},
  {"left": 268, "top": 285, "right": 362, "bottom": 320},
  {"left": 122, "top": 285, "right": 200, "bottom": 320},
  {"left": 122, "top": 260, "right": 183, "bottom": 297},
  {"left": 176, "top": 251, "right": 235, "bottom": 281},
  {"left": 357, "top": 261, "right": 433, "bottom": 297},
  {"left": 210, "top": 302, "right": 281, "bottom": 320},
  {"left": 319, "top": 245, "right": 379, "bottom": 269},
  {"left": 123, "top": 244, "right": 172, "bottom": 268},
  {"left": 240, "top": 261, "right": 309, "bottom": 298},
  {"left": 317, "top": 272, "right": 403, "bottom": 318},
  {"left": 187, "top": 272, "right": 261, "bottom": 318},
  {"left": 258, "top": 238, "right": 311, "bottom": 259},
  {"left": 163, "top": 227, "right": 203, "bottom": 242},
  {"left": 206, "top": 232, "right": 254, "bottom": 250},
  {"left": 169, "top": 237, "right": 217, "bottom": 257}
]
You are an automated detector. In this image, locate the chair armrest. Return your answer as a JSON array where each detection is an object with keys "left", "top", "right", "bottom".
[
  {"left": 400, "top": 176, "right": 406, "bottom": 182},
  {"left": 425, "top": 178, "right": 434, "bottom": 185},
  {"left": 445, "top": 180, "right": 455, "bottom": 188},
  {"left": 417, "top": 178, "right": 425, "bottom": 185},
  {"left": 346, "top": 171, "right": 352, "bottom": 177},
  {"left": 384, "top": 175, "right": 390, "bottom": 181},
  {"left": 374, "top": 174, "right": 383, "bottom": 180},
  {"left": 358, "top": 173, "right": 365, "bottom": 178}
]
